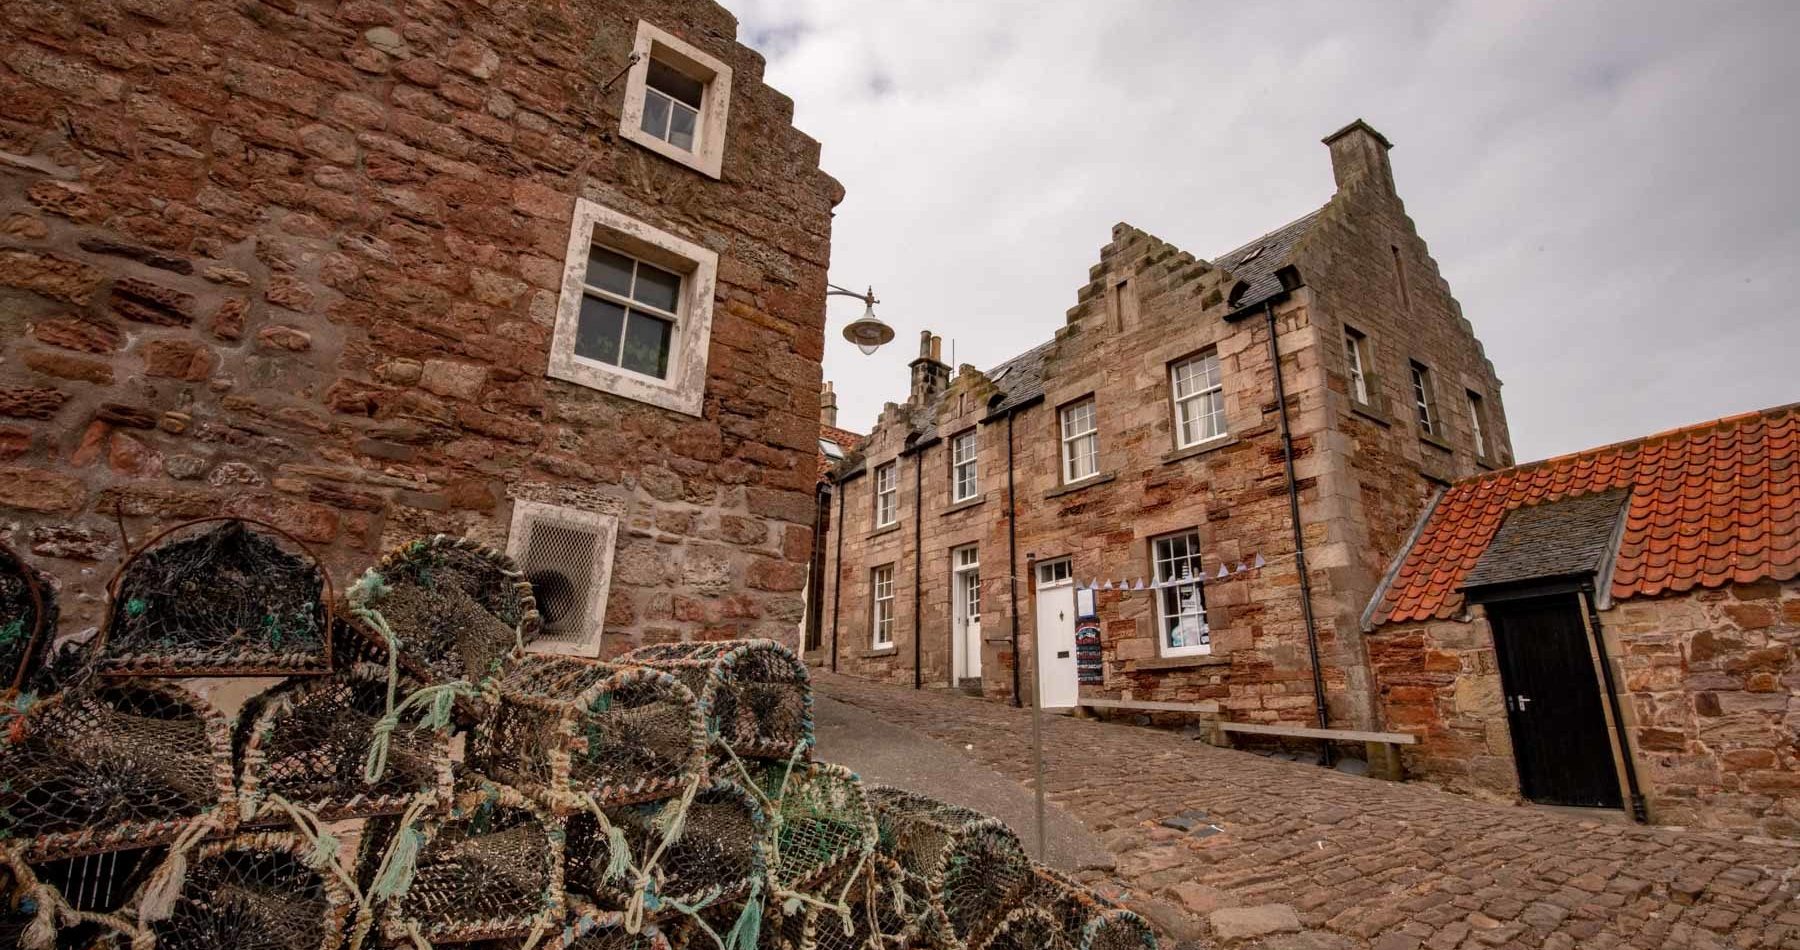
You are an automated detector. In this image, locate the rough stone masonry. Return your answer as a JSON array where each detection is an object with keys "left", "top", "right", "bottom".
[{"left": 0, "top": 0, "right": 842, "bottom": 653}]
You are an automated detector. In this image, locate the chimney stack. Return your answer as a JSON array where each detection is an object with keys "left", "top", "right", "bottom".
[
  {"left": 820, "top": 380, "right": 838, "bottom": 428},
  {"left": 1322, "top": 119, "right": 1395, "bottom": 195},
  {"left": 909, "top": 330, "right": 950, "bottom": 404}
]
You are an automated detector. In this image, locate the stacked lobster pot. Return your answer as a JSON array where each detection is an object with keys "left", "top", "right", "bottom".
[{"left": 0, "top": 524, "right": 1153, "bottom": 950}]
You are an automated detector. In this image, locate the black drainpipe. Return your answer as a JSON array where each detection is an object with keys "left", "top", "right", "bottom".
[
  {"left": 1581, "top": 582, "right": 1649, "bottom": 822},
  {"left": 912, "top": 449, "right": 924, "bottom": 690},
  {"left": 1006, "top": 410, "right": 1022, "bottom": 707},
  {"left": 1265, "top": 300, "right": 1333, "bottom": 765},
  {"left": 828, "top": 481, "right": 846, "bottom": 673}
]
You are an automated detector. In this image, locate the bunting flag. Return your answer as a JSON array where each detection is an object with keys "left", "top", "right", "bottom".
[
  {"left": 1132, "top": 578, "right": 1146, "bottom": 590},
  {"left": 1216, "top": 564, "right": 1229, "bottom": 579},
  {"left": 1101, "top": 579, "right": 1114, "bottom": 590},
  {"left": 1253, "top": 553, "right": 1267, "bottom": 569},
  {"left": 1236, "top": 562, "right": 1249, "bottom": 574}
]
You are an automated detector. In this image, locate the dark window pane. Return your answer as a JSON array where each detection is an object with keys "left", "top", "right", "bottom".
[
  {"left": 633, "top": 262, "right": 681, "bottom": 312},
  {"left": 622, "top": 310, "right": 673, "bottom": 378},
  {"left": 640, "top": 88, "right": 672, "bottom": 140},
  {"left": 647, "top": 59, "right": 706, "bottom": 109},
  {"left": 667, "top": 103, "right": 697, "bottom": 151},
  {"left": 586, "top": 246, "right": 634, "bottom": 296},
  {"left": 575, "top": 295, "right": 625, "bottom": 365}
]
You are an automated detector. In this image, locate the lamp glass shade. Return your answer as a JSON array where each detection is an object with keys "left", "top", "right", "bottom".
[{"left": 842, "top": 303, "right": 894, "bottom": 355}]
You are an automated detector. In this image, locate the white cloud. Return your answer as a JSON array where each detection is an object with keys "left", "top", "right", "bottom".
[{"left": 737, "top": 0, "right": 1800, "bottom": 460}]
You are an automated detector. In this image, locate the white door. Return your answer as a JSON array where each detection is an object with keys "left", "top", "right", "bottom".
[
  {"left": 952, "top": 545, "right": 982, "bottom": 683},
  {"left": 1034, "top": 559, "right": 1079, "bottom": 708}
]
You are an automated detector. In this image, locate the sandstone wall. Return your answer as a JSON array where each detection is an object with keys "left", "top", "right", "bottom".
[
  {"left": 0, "top": 0, "right": 839, "bottom": 652},
  {"left": 1370, "top": 580, "right": 1800, "bottom": 838}
]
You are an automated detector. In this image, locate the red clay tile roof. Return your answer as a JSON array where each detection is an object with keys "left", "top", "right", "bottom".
[
  {"left": 818, "top": 424, "right": 864, "bottom": 481},
  {"left": 1372, "top": 403, "right": 1800, "bottom": 625}
]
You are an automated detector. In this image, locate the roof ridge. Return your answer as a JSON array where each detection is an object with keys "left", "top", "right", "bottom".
[
  {"left": 1450, "top": 401, "right": 1800, "bottom": 492},
  {"left": 1213, "top": 207, "right": 1326, "bottom": 265}
]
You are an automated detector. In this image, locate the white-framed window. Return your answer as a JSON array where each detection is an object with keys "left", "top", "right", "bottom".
[
  {"left": 550, "top": 198, "right": 718, "bottom": 417},
  {"left": 953, "top": 545, "right": 980, "bottom": 624},
  {"left": 619, "top": 21, "right": 732, "bottom": 179},
  {"left": 508, "top": 499, "right": 619, "bottom": 658},
  {"left": 819, "top": 438, "right": 844, "bottom": 461},
  {"left": 1151, "top": 530, "right": 1209, "bottom": 657},
  {"left": 1060, "top": 398, "right": 1099, "bottom": 484},
  {"left": 1344, "top": 326, "right": 1371, "bottom": 405},
  {"left": 874, "top": 461, "right": 898, "bottom": 528},
  {"left": 1410, "top": 360, "right": 1438, "bottom": 436},
  {"left": 1170, "top": 351, "right": 1227, "bottom": 448},
  {"left": 950, "top": 429, "right": 979, "bottom": 502},
  {"left": 1036, "top": 557, "right": 1073, "bottom": 588},
  {"left": 871, "top": 564, "right": 895, "bottom": 648},
  {"left": 1467, "top": 390, "right": 1488, "bottom": 457}
]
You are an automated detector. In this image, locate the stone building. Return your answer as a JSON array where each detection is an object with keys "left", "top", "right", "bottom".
[
  {"left": 819, "top": 121, "right": 1511, "bottom": 734},
  {"left": 0, "top": 0, "right": 840, "bottom": 660},
  {"left": 1364, "top": 403, "right": 1799, "bottom": 836}
]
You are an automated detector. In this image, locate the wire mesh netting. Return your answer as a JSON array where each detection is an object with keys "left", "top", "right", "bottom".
[
  {"left": 620, "top": 640, "right": 813, "bottom": 761},
  {"left": 380, "top": 782, "right": 564, "bottom": 945},
  {"left": 347, "top": 536, "right": 539, "bottom": 688},
  {"left": 0, "top": 846, "right": 163, "bottom": 949},
  {"left": 768, "top": 854, "right": 928, "bottom": 950},
  {"left": 140, "top": 832, "right": 354, "bottom": 950},
  {"left": 564, "top": 779, "right": 766, "bottom": 921},
  {"left": 466, "top": 900, "right": 675, "bottom": 950},
  {"left": 739, "top": 761, "right": 875, "bottom": 901},
  {"left": 99, "top": 519, "right": 331, "bottom": 677},
  {"left": 1019, "top": 865, "right": 1156, "bottom": 950},
  {"left": 0, "top": 681, "right": 234, "bottom": 861},
  {"left": 0, "top": 539, "right": 55, "bottom": 696},
  {"left": 970, "top": 904, "right": 1062, "bottom": 950},
  {"left": 866, "top": 786, "right": 1033, "bottom": 949},
  {"left": 235, "top": 663, "right": 453, "bottom": 825},
  {"left": 472, "top": 656, "right": 708, "bottom": 814}
]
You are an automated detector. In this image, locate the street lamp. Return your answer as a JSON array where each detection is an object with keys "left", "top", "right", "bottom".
[{"left": 828, "top": 283, "right": 894, "bottom": 355}]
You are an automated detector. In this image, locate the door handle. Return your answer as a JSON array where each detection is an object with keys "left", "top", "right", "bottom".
[{"left": 1508, "top": 695, "right": 1532, "bottom": 712}]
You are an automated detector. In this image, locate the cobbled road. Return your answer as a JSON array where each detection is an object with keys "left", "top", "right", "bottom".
[{"left": 816, "top": 672, "right": 1800, "bottom": 950}]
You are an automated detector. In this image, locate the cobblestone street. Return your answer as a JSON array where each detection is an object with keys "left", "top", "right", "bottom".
[{"left": 816, "top": 673, "right": 1800, "bottom": 950}]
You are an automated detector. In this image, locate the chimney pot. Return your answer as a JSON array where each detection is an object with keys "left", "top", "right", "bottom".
[
  {"left": 819, "top": 379, "right": 839, "bottom": 427},
  {"left": 930, "top": 334, "right": 942, "bottom": 361}
]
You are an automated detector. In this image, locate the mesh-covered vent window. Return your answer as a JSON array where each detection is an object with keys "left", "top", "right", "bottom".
[{"left": 508, "top": 500, "right": 618, "bottom": 658}]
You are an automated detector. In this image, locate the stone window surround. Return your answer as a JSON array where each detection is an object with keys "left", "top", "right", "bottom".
[
  {"left": 549, "top": 197, "right": 718, "bottom": 417},
  {"left": 873, "top": 460, "right": 899, "bottom": 528},
  {"left": 1059, "top": 395, "right": 1101, "bottom": 486},
  {"left": 949, "top": 428, "right": 980, "bottom": 503},
  {"left": 1343, "top": 323, "right": 1374, "bottom": 406},
  {"left": 871, "top": 562, "right": 896, "bottom": 648},
  {"left": 1409, "top": 358, "right": 1440, "bottom": 438},
  {"left": 620, "top": 20, "right": 733, "bottom": 180},
  {"left": 1149, "top": 527, "right": 1212, "bottom": 658},
  {"left": 1169, "top": 348, "right": 1229, "bottom": 451}
]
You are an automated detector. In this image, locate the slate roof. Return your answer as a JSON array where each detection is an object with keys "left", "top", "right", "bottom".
[
  {"left": 1215, "top": 210, "right": 1322, "bottom": 314},
  {"left": 1462, "top": 489, "right": 1629, "bottom": 591},
  {"left": 1371, "top": 403, "right": 1800, "bottom": 625}
]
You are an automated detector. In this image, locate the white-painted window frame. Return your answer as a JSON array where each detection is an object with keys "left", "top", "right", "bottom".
[
  {"left": 1410, "top": 360, "right": 1438, "bottom": 436},
  {"left": 550, "top": 198, "right": 718, "bottom": 417},
  {"left": 1060, "top": 398, "right": 1099, "bottom": 484},
  {"left": 950, "top": 429, "right": 979, "bottom": 502},
  {"left": 871, "top": 564, "right": 895, "bottom": 648},
  {"left": 874, "top": 461, "right": 898, "bottom": 528},
  {"left": 953, "top": 544, "right": 980, "bottom": 627},
  {"left": 1467, "top": 389, "right": 1488, "bottom": 457},
  {"left": 619, "top": 21, "right": 732, "bottom": 179},
  {"left": 1170, "top": 351, "right": 1227, "bottom": 448},
  {"left": 1151, "top": 529, "right": 1210, "bottom": 657},
  {"left": 1036, "top": 557, "right": 1073, "bottom": 588},
  {"left": 507, "top": 499, "right": 619, "bottom": 659},
  {"left": 1344, "top": 326, "right": 1371, "bottom": 405}
]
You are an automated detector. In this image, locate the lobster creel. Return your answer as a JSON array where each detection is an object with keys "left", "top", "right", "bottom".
[
  {"left": 563, "top": 779, "right": 767, "bottom": 923},
  {"left": 0, "top": 538, "right": 56, "bottom": 696},
  {"left": 346, "top": 535, "right": 539, "bottom": 687},
  {"left": 619, "top": 639, "right": 812, "bottom": 761},
  {"left": 867, "top": 786, "right": 1033, "bottom": 949},
  {"left": 139, "top": 832, "right": 355, "bottom": 950},
  {"left": 470, "top": 655, "right": 708, "bottom": 813},
  {"left": 0, "top": 680, "right": 234, "bottom": 861}
]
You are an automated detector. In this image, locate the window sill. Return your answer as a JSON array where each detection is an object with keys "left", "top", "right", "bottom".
[
  {"left": 859, "top": 646, "right": 898, "bottom": 659},
  {"left": 869, "top": 523, "right": 902, "bottom": 539},
  {"left": 1418, "top": 431, "right": 1454, "bottom": 453},
  {"left": 1162, "top": 435, "right": 1238, "bottom": 465},
  {"left": 943, "top": 495, "right": 985, "bottom": 516},
  {"left": 1045, "top": 471, "right": 1116, "bottom": 500},
  {"left": 1350, "top": 400, "right": 1393, "bottom": 427},
  {"left": 1133, "top": 652, "right": 1230, "bottom": 670},
  {"left": 1475, "top": 452, "right": 1505, "bottom": 471}
]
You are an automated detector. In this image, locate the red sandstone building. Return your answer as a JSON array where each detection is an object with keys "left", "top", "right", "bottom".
[
  {"left": 0, "top": 0, "right": 839, "bottom": 658},
  {"left": 1364, "top": 404, "right": 1799, "bottom": 837},
  {"left": 819, "top": 122, "right": 1511, "bottom": 737}
]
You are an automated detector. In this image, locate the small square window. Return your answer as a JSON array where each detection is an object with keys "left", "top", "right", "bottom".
[
  {"left": 621, "top": 21, "right": 733, "bottom": 179},
  {"left": 550, "top": 198, "right": 719, "bottom": 417}
]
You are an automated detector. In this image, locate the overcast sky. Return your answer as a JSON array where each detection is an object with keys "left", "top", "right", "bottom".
[{"left": 733, "top": 1, "right": 1799, "bottom": 462}]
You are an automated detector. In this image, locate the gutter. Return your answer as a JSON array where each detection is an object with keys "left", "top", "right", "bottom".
[
  {"left": 828, "top": 479, "right": 846, "bottom": 673},
  {"left": 1005, "top": 409, "right": 1022, "bottom": 706},
  {"left": 1580, "top": 581, "right": 1649, "bottom": 823},
  {"left": 1261, "top": 296, "right": 1334, "bottom": 764},
  {"left": 911, "top": 446, "right": 923, "bottom": 689}
]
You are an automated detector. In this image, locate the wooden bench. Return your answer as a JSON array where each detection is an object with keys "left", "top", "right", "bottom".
[{"left": 1214, "top": 721, "right": 1417, "bottom": 781}]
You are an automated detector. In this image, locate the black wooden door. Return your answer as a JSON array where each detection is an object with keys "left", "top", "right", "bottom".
[{"left": 1487, "top": 593, "right": 1623, "bottom": 809}]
